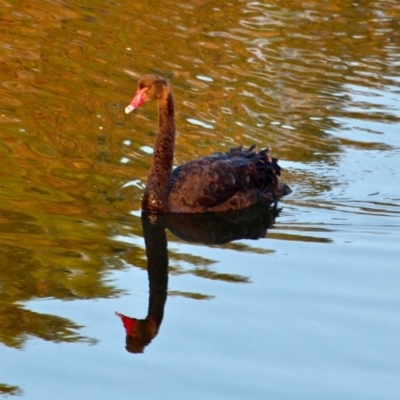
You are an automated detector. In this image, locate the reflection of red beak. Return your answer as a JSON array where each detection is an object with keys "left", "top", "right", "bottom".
[
  {"left": 115, "top": 311, "right": 138, "bottom": 338},
  {"left": 125, "top": 87, "right": 147, "bottom": 114}
]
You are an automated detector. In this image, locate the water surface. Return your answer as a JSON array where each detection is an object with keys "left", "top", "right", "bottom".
[{"left": 0, "top": 0, "right": 399, "bottom": 399}]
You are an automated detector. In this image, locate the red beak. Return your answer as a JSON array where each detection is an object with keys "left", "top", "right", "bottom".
[{"left": 125, "top": 87, "right": 147, "bottom": 114}]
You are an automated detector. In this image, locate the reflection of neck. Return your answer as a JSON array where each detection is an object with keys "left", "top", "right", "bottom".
[
  {"left": 142, "top": 91, "right": 176, "bottom": 213},
  {"left": 142, "top": 213, "right": 169, "bottom": 328},
  {"left": 117, "top": 214, "right": 169, "bottom": 354}
]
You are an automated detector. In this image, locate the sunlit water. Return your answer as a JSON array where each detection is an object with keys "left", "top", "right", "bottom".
[{"left": 0, "top": 0, "right": 399, "bottom": 399}]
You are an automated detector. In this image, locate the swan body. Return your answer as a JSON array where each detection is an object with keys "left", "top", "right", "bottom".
[{"left": 125, "top": 75, "right": 290, "bottom": 214}]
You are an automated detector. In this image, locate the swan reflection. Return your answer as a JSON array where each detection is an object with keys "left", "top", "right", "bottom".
[{"left": 116, "top": 204, "right": 281, "bottom": 353}]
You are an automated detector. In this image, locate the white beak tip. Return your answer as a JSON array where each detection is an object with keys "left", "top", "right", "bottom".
[{"left": 125, "top": 105, "right": 135, "bottom": 114}]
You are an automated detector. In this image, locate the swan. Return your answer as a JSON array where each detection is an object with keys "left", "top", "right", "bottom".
[{"left": 125, "top": 75, "right": 290, "bottom": 213}]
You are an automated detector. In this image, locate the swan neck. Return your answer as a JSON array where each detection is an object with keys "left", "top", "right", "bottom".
[{"left": 142, "top": 90, "right": 175, "bottom": 213}]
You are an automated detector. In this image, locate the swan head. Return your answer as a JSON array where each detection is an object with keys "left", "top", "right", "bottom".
[{"left": 125, "top": 75, "right": 169, "bottom": 114}]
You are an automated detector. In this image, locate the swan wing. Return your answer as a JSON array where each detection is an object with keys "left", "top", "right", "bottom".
[{"left": 168, "top": 149, "right": 279, "bottom": 213}]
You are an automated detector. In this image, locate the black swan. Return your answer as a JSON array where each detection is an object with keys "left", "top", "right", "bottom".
[{"left": 125, "top": 74, "right": 290, "bottom": 214}]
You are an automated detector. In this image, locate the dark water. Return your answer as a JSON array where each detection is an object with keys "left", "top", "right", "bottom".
[{"left": 0, "top": 0, "right": 399, "bottom": 399}]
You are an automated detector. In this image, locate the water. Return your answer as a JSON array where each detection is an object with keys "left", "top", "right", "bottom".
[{"left": 0, "top": 0, "right": 399, "bottom": 399}]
